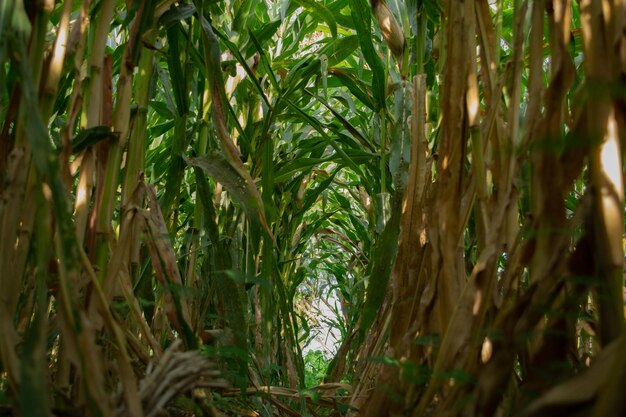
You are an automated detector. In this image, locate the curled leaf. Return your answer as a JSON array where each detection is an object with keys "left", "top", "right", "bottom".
[{"left": 186, "top": 152, "right": 274, "bottom": 243}]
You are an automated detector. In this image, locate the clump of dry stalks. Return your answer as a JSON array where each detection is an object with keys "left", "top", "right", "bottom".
[{"left": 117, "top": 341, "right": 228, "bottom": 417}]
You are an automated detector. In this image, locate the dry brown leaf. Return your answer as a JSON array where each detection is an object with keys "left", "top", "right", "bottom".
[{"left": 141, "top": 183, "right": 192, "bottom": 333}]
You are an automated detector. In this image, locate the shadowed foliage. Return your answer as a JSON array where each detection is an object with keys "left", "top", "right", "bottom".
[{"left": 0, "top": 0, "right": 624, "bottom": 416}]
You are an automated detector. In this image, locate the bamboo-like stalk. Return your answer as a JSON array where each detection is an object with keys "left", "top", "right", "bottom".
[
  {"left": 122, "top": 32, "right": 156, "bottom": 207},
  {"left": 0, "top": 0, "right": 59, "bottom": 391},
  {"left": 74, "top": 0, "right": 115, "bottom": 244},
  {"left": 85, "top": 0, "right": 115, "bottom": 126},
  {"left": 97, "top": 2, "right": 151, "bottom": 237},
  {"left": 40, "top": 0, "right": 73, "bottom": 118}
]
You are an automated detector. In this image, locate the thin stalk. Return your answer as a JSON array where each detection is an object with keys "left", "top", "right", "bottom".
[
  {"left": 494, "top": 0, "right": 504, "bottom": 66},
  {"left": 74, "top": 0, "right": 115, "bottom": 244},
  {"left": 189, "top": 84, "right": 212, "bottom": 303},
  {"left": 122, "top": 31, "right": 156, "bottom": 206},
  {"left": 414, "top": 5, "right": 427, "bottom": 74},
  {"left": 121, "top": 29, "right": 157, "bottom": 273},
  {"left": 0, "top": 0, "right": 53, "bottom": 313},
  {"left": 40, "top": 0, "right": 73, "bottom": 118},
  {"left": 98, "top": 2, "right": 151, "bottom": 234},
  {"left": 85, "top": 0, "right": 115, "bottom": 127}
]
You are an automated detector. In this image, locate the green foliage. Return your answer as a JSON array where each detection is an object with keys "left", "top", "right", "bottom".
[{"left": 304, "top": 350, "right": 330, "bottom": 387}]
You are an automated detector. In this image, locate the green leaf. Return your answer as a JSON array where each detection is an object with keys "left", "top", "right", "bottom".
[
  {"left": 71, "top": 126, "right": 118, "bottom": 154},
  {"left": 322, "top": 35, "right": 359, "bottom": 67},
  {"left": 159, "top": 3, "right": 196, "bottom": 28},
  {"left": 186, "top": 151, "right": 272, "bottom": 238},
  {"left": 248, "top": 29, "right": 280, "bottom": 91},
  {"left": 359, "top": 197, "right": 401, "bottom": 335},
  {"left": 213, "top": 27, "right": 271, "bottom": 106},
  {"left": 232, "top": 0, "right": 254, "bottom": 33},
  {"left": 329, "top": 68, "right": 376, "bottom": 110},
  {"left": 293, "top": 0, "right": 337, "bottom": 38},
  {"left": 307, "top": 90, "right": 375, "bottom": 151},
  {"left": 349, "top": 0, "right": 385, "bottom": 111},
  {"left": 301, "top": 170, "right": 338, "bottom": 214},
  {"left": 244, "top": 19, "right": 282, "bottom": 56},
  {"left": 149, "top": 100, "right": 174, "bottom": 119},
  {"left": 285, "top": 98, "right": 370, "bottom": 189},
  {"left": 8, "top": 1, "right": 31, "bottom": 39},
  {"left": 389, "top": 81, "right": 411, "bottom": 191},
  {"left": 166, "top": 23, "right": 188, "bottom": 116},
  {"left": 275, "top": 157, "right": 334, "bottom": 183}
]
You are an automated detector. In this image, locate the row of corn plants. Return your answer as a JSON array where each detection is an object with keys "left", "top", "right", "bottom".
[{"left": 1, "top": 0, "right": 625, "bottom": 416}]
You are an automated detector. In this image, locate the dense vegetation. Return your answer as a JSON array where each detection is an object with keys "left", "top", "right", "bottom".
[{"left": 0, "top": 0, "right": 625, "bottom": 416}]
